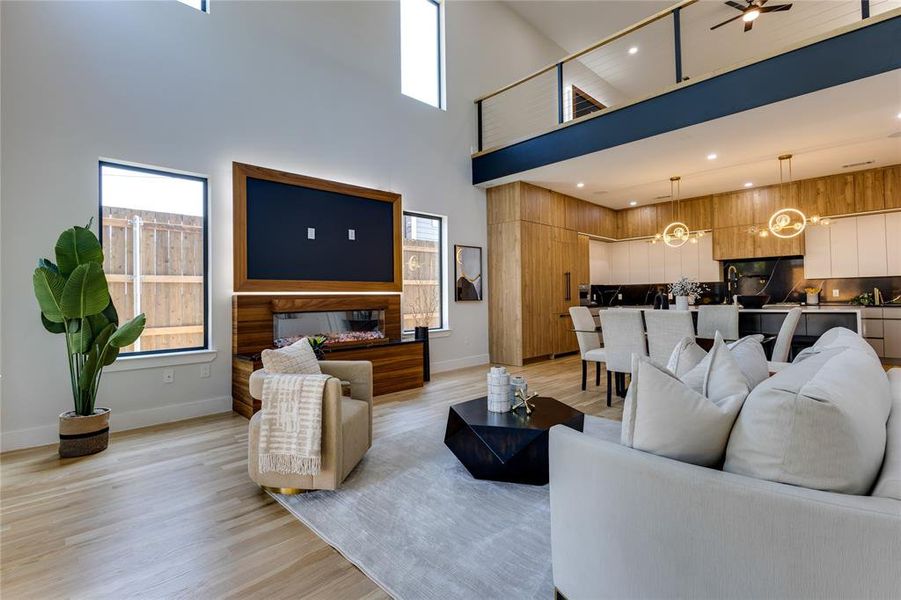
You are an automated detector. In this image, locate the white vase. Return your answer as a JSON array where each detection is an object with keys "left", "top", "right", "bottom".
[
  {"left": 675, "top": 296, "right": 689, "bottom": 311},
  {"left": 806, "top": 292, "right": 819, "bottom": 305}
]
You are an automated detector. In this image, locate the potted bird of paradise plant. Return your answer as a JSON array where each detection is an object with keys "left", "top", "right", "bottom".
[{"left": 32, "top": 221, "right": 146, "bottom": 458}]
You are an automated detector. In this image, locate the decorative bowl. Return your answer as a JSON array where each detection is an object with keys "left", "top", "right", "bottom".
[{"left": 737, "top": 294, "right": 770, "bottom": 309}]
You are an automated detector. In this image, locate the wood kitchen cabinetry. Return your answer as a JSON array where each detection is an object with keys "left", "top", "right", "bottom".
[{"left": 488, "top": 183, "right": 581, "bottom": 365}]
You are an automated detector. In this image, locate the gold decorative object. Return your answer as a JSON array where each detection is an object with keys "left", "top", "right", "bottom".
[{"left": 511, "top": 389, "right": 538, "bottom": 415}]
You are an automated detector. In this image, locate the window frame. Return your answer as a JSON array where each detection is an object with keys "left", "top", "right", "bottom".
[
  {"left": 400, "top": 0, "right": 446, "bottom": 110},
  {"left": 402, "top": 210, "right": 447, "bottom": 332},
  {"left": 98, "top": 159, "right": 210, "bottom": 358}
]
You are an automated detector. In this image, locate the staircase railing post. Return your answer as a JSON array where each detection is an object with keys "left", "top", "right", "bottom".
[
  {"left": 673, "top": 7, "right": 683, "bottom": 83},
  {"left": 476, "top": 100, "right": 483, "bottom": 152}
]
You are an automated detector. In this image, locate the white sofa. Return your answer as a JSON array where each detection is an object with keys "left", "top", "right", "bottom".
[{"left": 549, "top": 366, "right": 901, "bottom": 599}]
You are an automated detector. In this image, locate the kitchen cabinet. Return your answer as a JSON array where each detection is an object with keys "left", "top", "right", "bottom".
[
  {"left": 698, "top": 235, "right": 721, "bottom": 281},
  {"left": 856, "top": 214, "right": 887, "bottom": 277},
  {"left": 854, "top": 169, "right": 885, "bottom": 212},
  {"left": 628, "top": 240, "right": 650, "bottom": 284},
  {"left": 664, "top": 242, "right": 682, "bottom": 283},
  {"left": 828, "top": 217, "right": 858, "bottom": 278},
  {"left": 648, "top": 240, "right": 666, "bottom": 283},
  {"left": 713, "top": 225, "right": 755, "bottom": 260},
  {"left": 589, "top": 239, "right": 610, "bottom": 284},
  {"left": 576, "top": 234, "right": 590, "bottom": 285},
  {"left": 884, "top": 319, "right": 901, "bottom": 360},
  {"left": 680, "top": 239, "right": 700, "bottom": 281},
  {"left": 803, "top": 221, "right": 831, "bottom": 279},
  {"left": 521, "top": 183, "right": 565, "bottom": 227},
  {"left": 610, "top": 241, "right": 630, "bottom": 284},
  {"left": 885, "top": 165, "right": 901, "bottom": 209},
  {"left": 886, "top": 212, "right": 901, "bottom": 276}
]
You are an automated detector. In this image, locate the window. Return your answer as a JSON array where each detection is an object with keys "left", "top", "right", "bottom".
[
  {"left": 177, "top": 0, "right": 209, "bottom": 12},
  {"left": 402, "top": 212, "right": 445, "bottom": 331},
  {"left": 99, "top": 161, "right": 208, "bottom": 356},
  {"left": 400, "top": 0, "right": 444, "bottom": 109}
]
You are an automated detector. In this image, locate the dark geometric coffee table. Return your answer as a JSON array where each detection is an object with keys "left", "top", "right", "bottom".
[{"left": 443, "top": 396, "right": 585, "bottom": 485}]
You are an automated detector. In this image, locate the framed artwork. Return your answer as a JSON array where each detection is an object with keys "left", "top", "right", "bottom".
[{"left": 454, "top": 245, "right": 482, "bottom": 301}]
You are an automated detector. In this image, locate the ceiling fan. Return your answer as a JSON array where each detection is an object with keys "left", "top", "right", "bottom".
[{"left": 710, "top": 0, "right": 793, "bottom": 33}]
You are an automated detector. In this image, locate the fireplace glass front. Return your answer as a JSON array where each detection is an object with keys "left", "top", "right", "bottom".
[{"left": 273, "top": 309, "right": 387, "bottom": 349}]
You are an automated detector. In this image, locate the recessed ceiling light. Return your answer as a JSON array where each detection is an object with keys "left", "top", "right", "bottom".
[
  {"left": 628, "top": 46, "right": 638, "bottom": 55},
  {"left": 744, "top": 182, "right": 753, "bottom": 188},
  {"left": 707, "top": 153, "right": 717, "bottom": 160},
  {"left": 896, "top": 111, "right": 901, "bottom": 119},
  {"left": 576, "top": 182, "right": 585, "bottom": 188},
  {"left": 629, "top": 200, "right": 638, "bottom": 206}
]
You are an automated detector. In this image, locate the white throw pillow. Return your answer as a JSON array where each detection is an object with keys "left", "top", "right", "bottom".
[
  {"left": 261, "top": 337, "right": 322, "bottom": 374},
  {"left": 622, "top": 340, "right": 750, "bottom": 467},
  {"left": 724, "top": 345, "right": 891, "bottom": 495},
  {"left": 872, "top": 369, "right": 901, "bottom": 500},
  {"left": 793, "top": 326, "right": 878, "bottom": 364},
  {"left": 666, "top": 336, "right": 706, "bottom": 377},
  {"left": 727, "top": 335, "right": 769, "bottom": 390}
]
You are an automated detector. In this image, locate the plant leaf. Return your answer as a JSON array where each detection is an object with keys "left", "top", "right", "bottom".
[
  {"left": 60, "top": 263, "right": 110, "bottom": 319},
  {"left": 33, "top": 267, "right": 67, "bottom": 323},
  {"left": 93, "top": 323, "right": 119, "bottom": 366},
  {"left": 109, "top": 314, "right": 146, "bottom": 348},
  {"left": 101, "top": 301, "right": 119, "bottom": 327},
  {"left": 38, "top": 258, "right": 60, "bottom": 274},
  {"left": 41, "top": 313, "right": 67, "bottom": 334},
  {"left": 70, "top": 318, "right": 94, "bottom": 354},
  {"left": 54, "top": 226, "right": 103, "bottom": 277}
]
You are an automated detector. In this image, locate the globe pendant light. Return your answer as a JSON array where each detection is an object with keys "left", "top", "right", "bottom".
[
  {"left": 768, "top": 154, "right": 808, "bottom": 239},
  {"left": 662, "top": 176, "right": 690, "bottom": 248}
]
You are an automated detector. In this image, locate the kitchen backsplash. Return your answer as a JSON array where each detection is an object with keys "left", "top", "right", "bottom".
[{"left": 591, "top": 257, "right": 901, "bottom": 306}]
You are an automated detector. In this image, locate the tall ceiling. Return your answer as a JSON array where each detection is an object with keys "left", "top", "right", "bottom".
[{"left": 478, "top": 71, "right": 901, "bottom": 209}]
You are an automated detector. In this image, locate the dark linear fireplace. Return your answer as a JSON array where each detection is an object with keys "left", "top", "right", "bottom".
[{"left": 273, "top": 309, "right": 387, "bottom": 349}]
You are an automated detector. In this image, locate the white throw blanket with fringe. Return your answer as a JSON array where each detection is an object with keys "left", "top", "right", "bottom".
[{"left": 258, "top": 373, "right": 331, "bottom": 476}]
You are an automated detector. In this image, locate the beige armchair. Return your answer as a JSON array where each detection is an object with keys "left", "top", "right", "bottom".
[{"left": 247, "top": 360, "right": 373, "bottom": 494}]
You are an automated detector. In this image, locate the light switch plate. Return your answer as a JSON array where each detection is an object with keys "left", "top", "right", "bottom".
[
  {"left": 307, "top": 227, "right": 315, "bottom": 240},
  {"left": 832, "top": 289, "right": 840, "bottom": 297},
  {"left": 348, "top": 229, "right": 355, "bottom": 240},
  {"left": 200, "top": 364, "right": 210, "bottom": 378},
  {"left": 163, "top": 368, "right": 174, "bottom": 383}
]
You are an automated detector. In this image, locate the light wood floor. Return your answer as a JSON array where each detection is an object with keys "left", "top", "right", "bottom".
[{"left": 0, "top": 354, "right": 620, "bottom": 599}]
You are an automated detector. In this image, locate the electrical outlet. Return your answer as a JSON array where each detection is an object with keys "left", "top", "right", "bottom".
[
  {"left": 348, "top": 229, "right": 355, "bottom": 240},
  {"left": 307, "top": 227, "right": 316, "bottom": 240},
  {"left": 617, "top": 293, "right": 623, "bottom": 300},
  {"left": 200, "top": 364, "right": 210, "bottom": 378},
  {"left": 162, "top": 368, "right": 174, "bottom": 383},
  {"left": 832, "top": 289, "right": 840, "bottom": 298}
]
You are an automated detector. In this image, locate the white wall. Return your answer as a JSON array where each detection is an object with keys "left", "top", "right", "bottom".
[{"left": 0, "top": 0, "right": 564, "bottom": 450}]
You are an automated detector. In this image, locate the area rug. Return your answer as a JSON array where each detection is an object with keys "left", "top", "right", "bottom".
[{"left": 270, "top": 415, "right": 620, "bottom": 600}]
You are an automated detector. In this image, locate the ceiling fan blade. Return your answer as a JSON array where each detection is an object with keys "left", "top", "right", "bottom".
[
  {"left": 759, "top": 3, "right": 792, "bottom": 11},
  {"left": 744, "top": 20, "right": 754, "bottom": 32},
  {"left": 759, "top": 0, "right": 770, "bottom": 6},
  {"left": 711, "top": 13, "right": 744, "bottom": 30},
  {"left": 725, "top": 1, "right": 747, "bottom": 10}
]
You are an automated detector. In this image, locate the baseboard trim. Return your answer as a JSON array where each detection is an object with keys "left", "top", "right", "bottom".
[
  {"left": 1, "top": 395, "right": 232, "bottom": 453},
  {"left": 431, "top": 353, "right": 489, "bottom": 374}
]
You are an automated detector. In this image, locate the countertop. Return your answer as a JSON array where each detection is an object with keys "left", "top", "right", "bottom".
[{"left": 588, "top": 304, "right": 865, "bottom": 314}]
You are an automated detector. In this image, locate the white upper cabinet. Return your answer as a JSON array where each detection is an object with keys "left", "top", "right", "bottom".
[
  {"left": 628, "top": 240, "right": 650, "bottom": 284},
  {"left": 680, "top": 240, "right": 700, "bottom": 281},
  {"left": 664, "top": 243, "right": 682, "bottom": 283},
  {"left": 609, "top": 241, "right": 630, "bottom": 284},
  {"left": 829, "top": 217, "right": 859, "bottom": 278},
  {"left": 803, "top": 222, "right": 831, "bottom": 279},
  {"left": 885, "top": 212, "right": 901, "bottom": 276},
  {"left": 698, "top": 235, "right": 721, "bottom": 282},
  {"left": 589, "top": 240, "right": 610, "bottom": 284},
  {"left": 856, "top": 214, "right": 887, "bottom": 277},
  {"left": 648, "top": 241, "right": 666, "bottom": 283}
]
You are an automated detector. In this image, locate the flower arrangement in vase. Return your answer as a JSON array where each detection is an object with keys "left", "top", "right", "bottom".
[
  {"left": 803, "top": 286, "right": 821, "bottom": 306},
  {"left": 667, "top": 277, "right": 708, "bottom": 311}
]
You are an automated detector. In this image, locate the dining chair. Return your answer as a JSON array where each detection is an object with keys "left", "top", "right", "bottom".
[
  {"left": 597, "top": 309, "right": 647, "bottom": 407},
  {"left": 696, "top": 305, "right": 739, "bottom": 341},
  {"left": 569, "top": 307, "right": 606, "bottom": 391},
  {"left": 767, "top": 307, "right": 802, "bottom": 371},
  {"left": 643, "top": 309, "right": 695, "bottom": 365}
]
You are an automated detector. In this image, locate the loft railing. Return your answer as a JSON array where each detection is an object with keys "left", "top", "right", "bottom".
[{"left": 474, "top": 0, "right": 887, "bottom": 154}]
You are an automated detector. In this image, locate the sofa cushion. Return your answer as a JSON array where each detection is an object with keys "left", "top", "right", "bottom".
[
  {"left": 872, "top": 368, "right": 901, "bottom": 500},
  {"left": 793, "top": 326, "right": 879, "bottom": 364},
  {"left": 724, "top": 345, "right": 892, "bottom": 495},
  {"left": 261, "top": 337, "right": 321, "bottom": 375},
  {"left": 666, "top": 337, "right": 706, "bottom": 377},
  {"left": 727, "top": 335, "right": 769, "bottom": 390},
  {"left": 622, "top": 339, "right": 749, "bottom": 467}
]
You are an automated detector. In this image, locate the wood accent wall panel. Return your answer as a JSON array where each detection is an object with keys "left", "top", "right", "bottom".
[
  {"left": 520, "top": 183, "right": 565, "bottom": 227},
  {"left": 233, "top": 294, "right": 402, "bottom": 356},
  {"left": 487, "top": 220, "right": 522, "bottom": 365},
  {"left": 487, "top": 182, "right": 521, "bottom": 225},
  {"left": 854, "top": 169, "right": 885, "bottom": 212},
  {"left": 576, "top": 234, "right": 590, "bottom": 285},
  {"left": 712, "top": 225, "right": 755, "bottom": 260}
]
